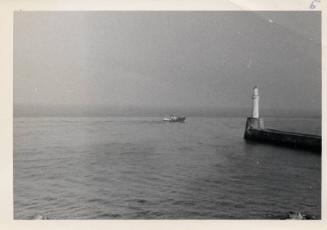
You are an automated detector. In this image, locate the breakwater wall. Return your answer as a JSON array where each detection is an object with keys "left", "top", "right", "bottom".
[
  {"left": 243, "top": 86, "right": 321, "bottom": 153},
  {"left": 244, "top": 117, "right": 321, "bottom": 152}
]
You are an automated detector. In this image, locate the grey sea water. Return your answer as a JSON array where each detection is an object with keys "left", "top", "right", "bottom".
[{"left": 14, "top": 116, "right": 321, "bottom": 219}]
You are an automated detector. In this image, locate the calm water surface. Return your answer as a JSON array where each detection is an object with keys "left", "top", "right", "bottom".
[{"left": 14, "top": 116, "right": 321, "bottom": 219}]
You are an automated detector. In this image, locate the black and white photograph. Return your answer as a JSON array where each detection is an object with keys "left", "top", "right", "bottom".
[{"left": 12, "top": 10, "right": 322, "bottom": 221}]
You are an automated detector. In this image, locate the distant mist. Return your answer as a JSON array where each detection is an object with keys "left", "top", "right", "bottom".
[
  {"left": 14, "top": 12, "right": 321, "bottom": 115},
  {"left": 14, "top": 104, "right": 321, "bottom": 118}
]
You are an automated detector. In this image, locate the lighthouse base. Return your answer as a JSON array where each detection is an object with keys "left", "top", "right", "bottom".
[{"left": 244, "top": 117, "right": 264, "bottom": 130}]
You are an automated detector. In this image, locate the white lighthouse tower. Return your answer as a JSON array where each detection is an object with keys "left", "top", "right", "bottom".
[
  {"left": 244, "top": 86, "right": 264, "bottom": 138},
  {"left": 252, "top": 86, "right": 259, "bottom": 118}
]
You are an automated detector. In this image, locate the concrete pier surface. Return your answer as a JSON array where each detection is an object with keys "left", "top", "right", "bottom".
[
  {"left": 243, "top": 87, "right": 321, "bottom": 153},
  {"left": 244, "top": 117, "right": 321, "bottom": 152}
]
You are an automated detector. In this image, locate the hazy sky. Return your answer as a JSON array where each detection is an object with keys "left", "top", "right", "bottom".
[{"left": 14, "top": 11, "right": 321, "bottom": 113}]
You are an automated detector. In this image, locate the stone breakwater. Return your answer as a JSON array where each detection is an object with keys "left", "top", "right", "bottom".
[
  {"left": 244, "top": 117, "right": 321, "bottom": 152},
  {"left": 244, "top": 87, "right": 321, "bottom": 153}
]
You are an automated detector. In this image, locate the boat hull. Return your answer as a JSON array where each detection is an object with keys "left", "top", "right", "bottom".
[{"left": 163, "top": 117, "right": 186, "bottom": 122}]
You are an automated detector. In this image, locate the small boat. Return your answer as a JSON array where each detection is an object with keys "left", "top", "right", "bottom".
[{"left": 163, "top": 115, "right": 186, "bottom": 122}]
